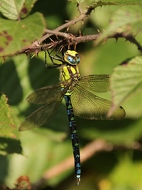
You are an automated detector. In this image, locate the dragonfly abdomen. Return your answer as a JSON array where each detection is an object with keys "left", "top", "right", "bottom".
[{"left": 64, "top": 95, "right": 81, "bottom": 185}]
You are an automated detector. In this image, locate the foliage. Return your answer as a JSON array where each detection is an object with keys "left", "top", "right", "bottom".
[{"left": 0, "top": 0, "right": 142, "bottom": 189}]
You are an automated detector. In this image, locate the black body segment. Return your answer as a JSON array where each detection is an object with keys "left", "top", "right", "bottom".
[{"left": 64, "top": 95, "right": 81, "bottom": 184}]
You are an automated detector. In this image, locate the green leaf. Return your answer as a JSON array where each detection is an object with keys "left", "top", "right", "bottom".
[
  {"left": 110, "top": 156, "right": 142, "bottom": 189},
  {"left": 0, "top": 93, "right": 22, "bottom": 155},
  {"left": 0, "top": 0, "right": 36, "bottom": 20},
  {"left": 3, "top": 133, "right": 72, "bottom": 187},
  {"left": 80, "top": 117, "right": 142, "bottom": 144},
  {"left": 0, "top": 12, "right": 45, "bottom": 57},
  {"left": 88, "top": 0, "right": 142, "bottom": 10},
  {"left": 95, "top": 6, "right": 142, "bottom": 45},
  {"left": 108, "top": 56, "right": 142, "bottom": 117},
  {"left": 0, "top": 94, "right": 17, "bottom": 138},
  {"left": 69, "top": 0, "right": 85, "bottom": 3},
  {"left": 70, "top": 0, "right": 142, "bottom": 5},
  {"left": 91, "top": 0, "right": 142, "bottom": 5}
]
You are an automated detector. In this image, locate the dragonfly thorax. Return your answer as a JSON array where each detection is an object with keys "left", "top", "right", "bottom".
[
  {"left": 60, "top": 64, "right": 80, "bottom": 82},
  {"left": 60, "top": 63, "right": 80, "bottom": 95}
]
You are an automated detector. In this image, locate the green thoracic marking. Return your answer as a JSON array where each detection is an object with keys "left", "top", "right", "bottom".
[{"left": 19, "top": 49, "right": 126, "bottom": 185}]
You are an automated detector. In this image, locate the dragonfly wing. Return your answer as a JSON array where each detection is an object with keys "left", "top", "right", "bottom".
[
  {"left": 78, "top": 75, "right": 110, "bottom": 92},
  {"left": 27, "top": 82, "right": 68, "bottom": 105},
  {"left": 71, "top": 85, "right": 125, "bottom": 120},
  {"left": 19, "top": 97, "right": 63, "bottom": 131}
]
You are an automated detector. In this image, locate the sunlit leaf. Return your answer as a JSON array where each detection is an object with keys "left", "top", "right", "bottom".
[
  {"left": 108, "top": 56, "right": 142, "bottom": 117},
  {"left": 0, "top": 94, "right": 17, "bottom": 138},
  {"left": 69, "top": 0, "right": 84, "bottom": 3},
  {"left": 95, "top": 6, "right": 142, "bottom": 45},
  {"left": 0, "top": 13, "right": 45, "bottom": 57},
  {"left": 91, "top": 0, "right": 142, "bottom": 4},
  {"left": 0, "top": 0, "right": 36, "bottom": 20},
  {"left": 0, "top": 93, "right": 21, "bottom": 155},
  {"left": 110, "top": 156, "right": 142, "bottom": 189}
]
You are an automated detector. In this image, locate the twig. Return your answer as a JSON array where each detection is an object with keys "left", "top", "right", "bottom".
[
  {"left": 19, "top": 32, "right": 142, "bottom": 56},
  {"left": 37, "top": 6, "right": 93, "bottom": 44},
  {"left": 110, "top": 33, "right": 142, "bottom": 51},
  {"left": 2, "top": 2, "right": 142, "bottom": 58},
  {"left": 32, "top": 139, "right": 142, "bottom": 189},
  {"left": 18, "top": 34, "right": 100, "bottom": 55},
  {"left": 44, "top": 29, "right": 73, "bottom": 39},
  {"left": 33, "top": 139, "right": 109, "bottom": 189},
  {"left": 35, "top": 1, "right": 118, "bottom": 45},
  {"left": 42, "top": 139, "right": 111, "bottom": 180}
]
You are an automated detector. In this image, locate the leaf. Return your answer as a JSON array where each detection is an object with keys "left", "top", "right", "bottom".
[
  {"left": 95, "top": 6, "right": 142, "bottom": 45},
  {"left": 0, "top": 94, "right": 17, "bottom": 138},
  {"left": 3, "top": 131, "right": 72, "bottom": 187},
  {"left": 0, "top": 0, "right": 36, "bottom": 20},
  {"left": 92, "top": 0, "right": 142, "bottom": 4},
  {"left": 110, "top": 156, "right": 142, "bottom": 188},
  {"left": 80, "top": 117, "right": 142, "bottom": 144},
  {"left": 108, "top": 56, "right": 142, "bottom": 117},
  {"left": 71, "top": 0, "right": 142, "bottom": 5},
  {"left": 0, "top": 12, "right": 45, "bottom": 57},
  {"left": 69, "top": 0, "right": 85, "bottom": 3},
  {"left": 91, "top": 0, "right": 142, "bottom": 6},
  {"left": 0, "top": 93, "right": 21, "bottom": 155}
]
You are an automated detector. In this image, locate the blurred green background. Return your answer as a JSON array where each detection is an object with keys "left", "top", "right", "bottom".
[{"left": 0, "top": 0, "right": 142, "bottom": 189}]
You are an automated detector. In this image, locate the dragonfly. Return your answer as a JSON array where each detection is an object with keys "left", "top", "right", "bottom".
[{"left": 19, "top": 50, "right": 126, "bottom": 185}]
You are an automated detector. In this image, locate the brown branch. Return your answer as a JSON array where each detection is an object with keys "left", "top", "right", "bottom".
[
  {"left": 35, "top": 1, "right": 119, "bottom": 45},
  {"left": 13, "top": 1, "right": 142, "bottom": 56},
  {"left": 44, "top": 29, "right": 73, "bottom": 39},
  {"left": 37, "top": 6, "right": 93, "bottom": 44},
  {"left": 32, "top": 139, "right": 142, "bottom": 189},
  {"left": 19, "top": 32, "right": 142, "bottom": 56},
  {"left": 42, "top": 139, "right": 110, "bottom": 180},
  {"left": 110, "top": 33, "right": 142, "bottom": 51},
  {"left": 19, "top": 34, "right": 100, "bottom": 55},
  {"left": 2, "top": 2, "right": 142, "bottom": 58}
]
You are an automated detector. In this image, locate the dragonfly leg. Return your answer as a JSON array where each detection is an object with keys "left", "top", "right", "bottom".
[{"left": 44, "top": 50, "right": 62, "bottom": 69}]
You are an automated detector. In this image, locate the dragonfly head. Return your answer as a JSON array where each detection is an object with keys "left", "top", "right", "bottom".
[{"left": 64, "top": 50, "right": 80, "bottom": 65}]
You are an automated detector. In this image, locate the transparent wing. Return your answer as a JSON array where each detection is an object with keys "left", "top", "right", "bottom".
[
  {"left": 71, "top": 84, "right": 125, "bottom": 120},
  {"left": 27, "top": 82, "right": 68, "bottom": 105},
  {"left": 19, "top": 98, "right": 63, "bottom": 131},
  {"left": 78, "top": 75, "right": 110, "bottom": 92}
]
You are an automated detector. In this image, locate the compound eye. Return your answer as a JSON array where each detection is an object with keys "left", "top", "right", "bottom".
[
  {"left": 67, "top": 54, "right": 80, "bottom": 65},
  {"left": 64, "top": 50, "right": 80, "bottom": 65},
  {"left": 68, "top": 56, "right": 73, "bottom": 63},
  {"left": 68, "top": 55, "right": 74, "bottom": 63}
]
